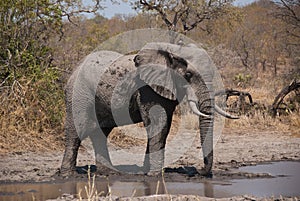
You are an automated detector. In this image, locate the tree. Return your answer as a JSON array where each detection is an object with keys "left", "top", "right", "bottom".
[
  {"left": 51, "top": 15, "right": 110, "bottom": 77},
  {"left": 0, "top": 0, "right": 103, "bottom": 84},
  {"left": 274, "top": 0, "right": 300, "bottom": 41},
  {"left": 273, "top": 0, "right": 300, "bottom": 70},
  {"left": 0, "top": 0, "right": 104, "bottom": 137},
  {"left": 131, "top": 0, "right": 236, "bottom": 34},
  {"left": 229, "top": 0, "right": 285, "bottom": 75}
]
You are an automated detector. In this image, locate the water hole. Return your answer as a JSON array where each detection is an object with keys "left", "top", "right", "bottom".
[{"left": 0, "top": 161, "right": 299, "bottom": 201}]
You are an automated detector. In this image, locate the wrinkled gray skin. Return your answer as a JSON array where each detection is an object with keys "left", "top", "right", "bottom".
[{"left": 60, "top": 43, "right": 235, "bottom": 177}]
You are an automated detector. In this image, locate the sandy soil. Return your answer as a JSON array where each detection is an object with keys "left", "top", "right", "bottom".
[{"left": 0, "top": 128, "right": 299, "bottom": 182}]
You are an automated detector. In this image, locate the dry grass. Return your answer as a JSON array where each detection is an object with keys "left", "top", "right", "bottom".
[
  {"left": 0, "top": 90, "right": 64, "bottom": 153},
  {"left": 0, "top": 129, "right": 64, "bottom": 154},
  {"left": 224, "top": 84, "right": 299, "bottom": 132},
  {"left": 78, "top": 166, "right": 104, "bottom": 201},
  {"left": 226, "top": 112, "right": 286, "bottom": 131},
  {"left": 284, "top": 115, "right": 300, "bottom": 138},
  {"left": 108, "top": 123, "right": 147, "bottom": 148},
  {"left": 0, "top": 79, "right": 64, "bottom": 153},
  {"left": 220, "top": 68, "right": 300, "bottom": 133}
]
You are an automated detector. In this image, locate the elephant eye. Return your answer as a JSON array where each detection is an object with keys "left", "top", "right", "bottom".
[{"left": 184, "top": 72, "right": 193, "bottom": 80}]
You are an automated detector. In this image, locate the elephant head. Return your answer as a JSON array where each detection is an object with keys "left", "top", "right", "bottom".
[{"left": 132, "top": 42, "right": 236, "bottom": 175}]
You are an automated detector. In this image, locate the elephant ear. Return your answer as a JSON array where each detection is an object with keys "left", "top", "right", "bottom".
[
  {"left": 134, "top": 49, "right": 178, "bottom": 101},
  {"left": 140, "top": 42, "right": 218, "bottom": 92}
]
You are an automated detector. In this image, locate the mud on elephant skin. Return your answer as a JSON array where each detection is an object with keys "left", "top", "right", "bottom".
[{"left": 60, "top": 42, "right": 237, "bottom": 177}]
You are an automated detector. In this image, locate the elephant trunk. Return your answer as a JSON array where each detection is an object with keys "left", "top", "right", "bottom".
[
  {"left": 199, "top": 111, "right": 214, "bottom": 176},
  {"left": 186, "top": 84, "right": 214, "bottom": 176}
]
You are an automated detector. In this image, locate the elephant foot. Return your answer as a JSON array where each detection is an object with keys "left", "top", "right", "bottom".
[
  {"left": 198, "top": 168, "right": 213, "bottom": 178},
  {"left": 60, "top": 165, "right": 95, "bottom": 178},
  {"left": 141, "top": 164, "right": 160, "bottom": 176},
  {"left": 59, "top": 168, "right": 77, "bottom": 178},
  {"left": 146, "top": 172, "right": 161, "bottom": 177},
  {"left": 96, "top": 164, "right": 120, "bottom": 176},
  {"left": 145, "top": 170, "right": 163, "bottom": 177},
  {"left": 164, "top": 166, "right": 199, "bottom": 177}
]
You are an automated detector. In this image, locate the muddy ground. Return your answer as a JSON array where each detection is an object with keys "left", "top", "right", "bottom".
[{"left": 0, "top": 128, "right": 299, "bottom": 200}]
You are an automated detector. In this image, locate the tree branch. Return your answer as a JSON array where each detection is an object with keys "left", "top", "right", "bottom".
[{"left": 139, "top": 0, "right": 173, "bottom": 29}]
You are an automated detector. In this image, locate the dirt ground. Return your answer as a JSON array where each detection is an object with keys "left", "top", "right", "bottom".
[
  {"left": 0, "top": 128, "right": 299, "bottom": 200},
  {"left": 0, "top": 128, "right": 299, "bottom": 182}
]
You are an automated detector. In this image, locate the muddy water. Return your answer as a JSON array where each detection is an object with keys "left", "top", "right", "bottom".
[
  {"left": 0, "top": 161, "right": 299, "bottom": 201},
  {"left": 233, "top": 161, "right": 300, "bottom": 197}
]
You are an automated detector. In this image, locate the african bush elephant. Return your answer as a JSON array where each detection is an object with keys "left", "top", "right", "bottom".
[{"left": 60, "top": 42, "right": 237, "bottom": 177}]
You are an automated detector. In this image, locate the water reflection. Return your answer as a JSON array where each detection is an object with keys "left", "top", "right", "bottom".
[
  {"left": 0, "top": 161, "right": 299, "bottom": 201},
  {"left": 0, "top": 179, "right": 231, "bottom": 200}
]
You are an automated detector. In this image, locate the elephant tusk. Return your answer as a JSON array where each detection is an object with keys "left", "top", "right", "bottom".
[
  {"left": 188, "top": 101, "right": 211, "bottom": 118},
  {"left": 215, "top": 105, "right": 239, "bottom": 119}
]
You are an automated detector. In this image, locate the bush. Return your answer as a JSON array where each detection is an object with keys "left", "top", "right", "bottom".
[{"left": 233, "top": 73, "right": 252, "bottom": 88}]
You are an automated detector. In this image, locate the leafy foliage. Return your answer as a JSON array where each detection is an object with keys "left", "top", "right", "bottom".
[
  {"left": 0, "top": 0, "right": 103, "bottom": 151},
  {"left": 0, "top": 0, "right": 64, "bottom": 132},
  {"left": 233, "top": 73, "right": 252, "bottom": 88}
]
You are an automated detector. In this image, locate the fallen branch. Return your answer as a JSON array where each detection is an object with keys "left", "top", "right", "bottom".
[
  {"left": 216, "top": 88, "right": 253, "bottom": 103},
  {"left": 215, "top": 89, "right": 254, "bottom": 115},
  {"left": 271, "top": 79, "right": 300, "bottom": 117}
]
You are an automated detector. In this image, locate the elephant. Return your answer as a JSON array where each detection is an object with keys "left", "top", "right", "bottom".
[{"left": 60, "top": 42, "right": 237, "bottom": 177}]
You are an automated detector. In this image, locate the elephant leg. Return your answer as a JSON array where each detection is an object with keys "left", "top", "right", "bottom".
[
  {"left": 60, "top": 113, "right": 81, "bottom": 176},
  {"left": 90, "top": 127, "right": 117, "bottom": 175},
  {"left": 140, "top": 102, "right": 174, "bottom": 174}
]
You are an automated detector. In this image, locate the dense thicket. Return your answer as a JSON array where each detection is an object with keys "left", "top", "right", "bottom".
[{"left": 0, "top": 0, "right": 102, "bottom": 151}]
